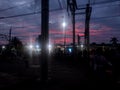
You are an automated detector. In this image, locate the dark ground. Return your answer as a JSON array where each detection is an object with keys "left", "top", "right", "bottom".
[{"left": 0, "top": 56, "right": 119, "bottom": 89}]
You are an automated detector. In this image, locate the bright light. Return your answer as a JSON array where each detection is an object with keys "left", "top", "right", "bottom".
[
  {"left": 48, "top": 44, "right": 52, "bottom": 53},
  {"left": 2, "top": 45, "right": 5, "bottom": 49},
  {"left": 36, "top": 45, "right": 41, "bottom": 52},
  {"left": 62, "top": 22, "right": 66, "bottom": 27},
  {"left": 48, "top": 44, "right": 52, "bottom": 50},
  {"left": 81, "top": 44, "right": 84, "bottom": 48},
  {"left": 36, "top": 45, "right": 39, "bottom": 49},
  {"left": 29, "top": 44, "right": 33, "bottom": 49},
  {"left": 68, "top": 48, "right": 72, "bottom": 53}
]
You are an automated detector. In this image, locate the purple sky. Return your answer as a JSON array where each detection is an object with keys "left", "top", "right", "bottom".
[{"left": 0, "top": 0, "right": 120, "bottom": 45}]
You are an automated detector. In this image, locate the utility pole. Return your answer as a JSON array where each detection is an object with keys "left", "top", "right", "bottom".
[
  {"left": 67, "top": 1, "right": 92, "bottom": 58},
  {"left": 85, "top": 4, "right": 92, "bottom": 56},
  {"left": 72, "top": 7, "right": 76, "bottom": 54},
  {"left": 67, "top": 0, "right": 77, "bottom": 55},
  {"left": 9, "top": 26, "right": 12, "bottom": 44},
  {"left": 41, "top": 0, "right": 49, "bottom": 83},
  {"left": 77, "top": 34, "right": 80, "bottom": 45},
  {"left": 64, "top": 28, "right": 66, "bottom": 52}
]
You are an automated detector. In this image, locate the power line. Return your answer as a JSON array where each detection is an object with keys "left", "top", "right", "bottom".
[
  {"left": 0, "top": 1, "right": 119, "bottom": 21},
  {"left": 92, "top": 3, "right": 120, "bottom": 9},
  {"left": 0, "top": 11, "right": 41, "bottom": 19},
  {"left": 0, "top": 1, "right": 34, "bottom": 13},
  {"left": 0, "top": 0, "right": 65, "bottom": 13},
  {"left": 0, "top": 0, "right": 119, "bottom": 13},
  {"left": 92, "top": 0, "right": 120, "bottom": 5},
  {"left": 0, "top": 7, "right": 65, "bottom": 20},
  {"left": 78, "top": 0, "right": 120, "bottom": 7},
  {"left": 91, "top": 14, "right": 120, "bottom": 20},
  {"left": 58, "top": 0, "right": 63, "bottom": 9},
  {"left": 0, "top": 9, "right": 119, "bottom": 22},
  {"left": 76, "top": 14, "right": 120, "bottom": 21}
]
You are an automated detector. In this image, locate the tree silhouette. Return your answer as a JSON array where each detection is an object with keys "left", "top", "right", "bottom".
[
  {"left": 11, "top": 37, "right": 23, "bottom": 48},
  {"left": 91, "top": 42, "right": 97, "bottom": 46},
  {"left": 11, "top": 37, "right": 23, "bottom": 51},
  {"left": 101, "top": 42, "right": 105, "bottom": 46},
  {"left": 36, "top": 35, "right": 42, "bottom": 44},
  {"left": 110, "top": 37, "right": 118, "bottom": 46}
]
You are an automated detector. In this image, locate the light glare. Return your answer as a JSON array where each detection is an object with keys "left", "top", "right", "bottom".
[
  {"left": 29, "top": 44, "right": 33, "bottom": 49},
  {"left": 2, "top": 46, "right": 5, "bottom": 49},
  {"left": 62, "top": 22, "right": 66, "bottom": 27}
]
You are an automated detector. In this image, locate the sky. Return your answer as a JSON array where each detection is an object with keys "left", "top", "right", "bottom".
[{"left": 0, "top": 0, "right": 120, "bottom": 45}]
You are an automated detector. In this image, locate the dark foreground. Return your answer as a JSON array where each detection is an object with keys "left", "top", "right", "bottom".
[{"left": 0, "top": 55, "right": 119, "bottom": 89}]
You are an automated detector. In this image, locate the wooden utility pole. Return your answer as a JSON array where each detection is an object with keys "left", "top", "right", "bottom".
[
  {"left": 77, "top": 35, "right": 80, "bottom": 45},
  {"left": 9, "top": 26, "right": 12, "bottom": 44},
  {"left": 41, "top": 0, "right": 49, "bottom": 83},
  {"left": 67, "top": 1, "right": 92, "bottom": 58},
  {"left": 85, "top": 4, "right": 92, "bottom": 56},
  {"left": 72, "top": 8, "right": 76, "bottom": 54},
  {"left": 67, "top": 0, "right": 77, "bottom": 55}
]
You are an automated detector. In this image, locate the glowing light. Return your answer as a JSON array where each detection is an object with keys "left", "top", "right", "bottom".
[
  {"left": 68, "top": 48, "right": 72, "bottom": 53},
  {"left": 35, "top": 45, "right": 41, "bottom": 52},
  {"left": 48, "top": 44, "right": 52, "bottom": 53},
  {"left": 36, "top": 45, "right": 39, "bottom": 49},
  {"left": 2, "top": 45, "right": 5, "bottom": 49},
  {"left": 62, "top": 22, "right": 66, "bottom": 28},
  {"left": 81, "top": 44, "right": 84, "bottom": 48},
  {"left": 29, "top": 44, "right": 33, "bottom": 49},
  {"left": 48, "top": 44, "right": 52, "bottom": 50}
]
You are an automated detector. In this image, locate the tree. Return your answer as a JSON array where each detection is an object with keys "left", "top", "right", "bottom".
[
  {"left": 11, "top": 37, "right": 23, "bottom": 53},
  {"left": 11, "top": 37, "right": 22, "bottom": 46},
  {"left": 110, "top": 37, "right": 118, "bottom": 46},
  {"left": 101, "top": 42, "right": 105, "bottom": 46},
  {"left": 36, "top": 35, "right": 42, "bottom": 44},
  {"left": 91, "top": 42, "right": 97, "bottom": 46}
]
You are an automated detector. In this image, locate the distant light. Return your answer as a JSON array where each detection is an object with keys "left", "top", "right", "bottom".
[
  {"left": 2, "top": 45, "right": 5, "bottom": 49},
  {"left": 48, "top": 44, "right": 52, "bottom": 53},
  {"left": 36, "top": 45, "right": 41, "bottom": 52},
  {"left": 81, "top": 44, "right": 84, "bottom": 48},
  {"left": 62, "top": 22, "right": 66, "bottom": 27},
  {"left": 36, "top": 45, "right": 39, "bottom": 49},
  {"left": 29, "top": 44, "right": 33, "bottom": 49},
  {"left": 48, "top": 44, "right": 52, "bottom": 50},
  {"left": 68, "top": 48, "right": 72, "bottom": 53}
]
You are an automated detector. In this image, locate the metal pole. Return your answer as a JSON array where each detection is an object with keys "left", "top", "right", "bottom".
[{"left": 41, "top": 0, "right": 49, "bottom": 82}]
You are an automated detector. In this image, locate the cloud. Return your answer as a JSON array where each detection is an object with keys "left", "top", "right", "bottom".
[{"left": 0, "top": 0, "right": 120, "bottom": 45}]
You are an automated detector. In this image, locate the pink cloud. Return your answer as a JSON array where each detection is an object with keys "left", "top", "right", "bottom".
[
  {"left": 1, "top": 21, "right": 112, "bottom": 45},
  {"left": 52, "top": 37, "right": 72, "bottom": 44}
]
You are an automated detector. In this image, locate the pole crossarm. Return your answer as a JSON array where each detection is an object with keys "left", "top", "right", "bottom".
[{"left": 67, "top": 0, "right": 92, "bottom": 57}]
